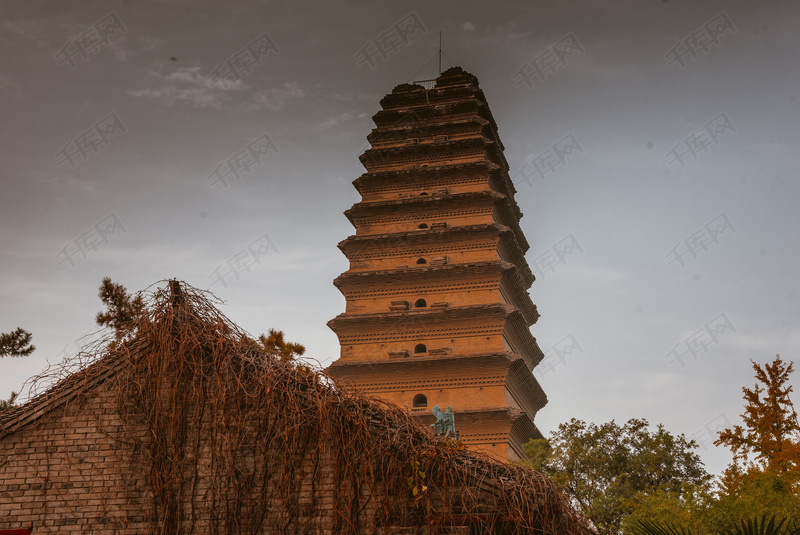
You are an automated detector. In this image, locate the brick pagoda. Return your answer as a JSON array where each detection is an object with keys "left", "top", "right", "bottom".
[{"left": 327, "top": 67, "right": 547, "bottom": 461}]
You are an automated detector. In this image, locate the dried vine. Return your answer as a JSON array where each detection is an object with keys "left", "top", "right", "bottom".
[{"left": 14, "top": 281, "right": 587, "bottom": 535}]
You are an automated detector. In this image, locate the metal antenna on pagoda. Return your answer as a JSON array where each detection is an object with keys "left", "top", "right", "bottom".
[
  {"left": 410, "top": 31, "right": 447, "bottom": 88},
  {"left": 438, "top": 31, "right": 442, "bottom": 76}
]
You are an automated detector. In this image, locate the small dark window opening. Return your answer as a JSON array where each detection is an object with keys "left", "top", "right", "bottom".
[
  {"left": 414, "top": 343, "right": 427, "bottom": 354},
  {"left": 416, "top": 258, "right": 427, "bottom": 264},
  {"left": 418, "top": 223, "right": 428, "bottom": 229},
  {"left": 413, "top": 394, "right": 428, "bottom": 408},
  {"left": 415, "top": 299, "right": 427, "bottom": 308},
  {"left": 420, "top": 191, "right": 429, "bottom": 196}
]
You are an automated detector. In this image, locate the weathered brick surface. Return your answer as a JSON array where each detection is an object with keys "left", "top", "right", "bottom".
[
  {"left": 0, "top": 361, "right": 581, "bottom": 535},
  {"left": 0, "top": 383, "right": 149, "bottom": 533},
  {"left": 0, "top": 376, "right": 409, "bottom": 534}
]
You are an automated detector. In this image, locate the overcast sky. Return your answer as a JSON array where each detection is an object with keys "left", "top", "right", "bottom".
[{"left": 2, "top": 0, "right": 799, "bottom": 476}]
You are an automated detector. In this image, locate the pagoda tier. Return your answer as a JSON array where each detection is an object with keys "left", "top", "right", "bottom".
[
  {"left": 338, "top": 223, "right": 534, "bottom": 287},
  {"left": 329, "top": 353, "right": 547, "bottom": 420},
  {"left": 333, "top": 260, "right": 539, "bottom": 325},
  {"left": 327, "top": 67, "right": 548, "bottom": 461},
  {"left": 353, "top": 162, "right": 518, "bottom": 201},
  {"left": 345, "top": 191, "right": 529, "bottom": 251}
]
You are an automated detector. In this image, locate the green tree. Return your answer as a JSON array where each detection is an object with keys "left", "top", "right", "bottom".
[
  {"left": 0, "top": 328, "right": 35, "bottom": 357},
  {"left": 95, "top": 277, "right": 145, "bottom": 337},
  {"left": 0, "top": 391, "right": 19, "bottom": 411},
  {"left": 0, "top": 328, "right": 35, "bottom": 411},
  {"left": 256, "top": 328, "right": 305, "bottom": 362},
  {"left": 522, "top": 418, "right": 710, "bottom": 535},
  {"left": 620, "top": 482, "right": 718, "bottom": 534},
  {"left": 634, "top": 514, "right": 800, "bottom": 535}
]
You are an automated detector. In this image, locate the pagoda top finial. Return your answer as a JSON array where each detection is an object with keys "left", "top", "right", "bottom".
[{"left": 435, "top": 66, "right": 478, "bottom": 87}]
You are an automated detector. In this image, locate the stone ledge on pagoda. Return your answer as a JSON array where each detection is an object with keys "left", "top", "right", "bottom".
[
  {"left": 355, "top": 160, "right": 501, "bottom": 186},
  {"left": 372, "top": 99, "right": 493, "bottom": 129},
  {"left": 334, "top": 259, "right": 513, "bottom": 286},
  {"left": 359, "top": 137, "right": 500, "bottom": 170},
  {"left": 367, "top": 115, "right": 499, "bottom": 146},
  {"left": 346, "top": 189, "right": 504, "bottom": 216},
  {"left": 333, "top": 260, "right": 538, "bottom": 325},
  {"left": 346, "top": 191, "right": 528, "bottom": 250},
  {"left": 360, "top": 138, "right": 509, "bottom": 174},
  {"left": 353, "top": 163, "right": 521, "bottom": 211},
  {"left": 366, "top": 117, "right": 490, "bottom": 149},
  {"left": 329, "top": 301, "right": 516, "bottom": 326},
  {"left": 339, "top": 224, "right": 534, "bottom": 286}
]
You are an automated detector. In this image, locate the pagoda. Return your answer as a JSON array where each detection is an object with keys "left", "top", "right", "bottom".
[{"left": 327, "top": 67, "right": 547, "bottom": 461}]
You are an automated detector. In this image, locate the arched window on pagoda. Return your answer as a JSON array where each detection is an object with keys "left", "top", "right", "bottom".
[
  {"left": 412, "top": 394, "right": 428, "bottom": 408},
  {"left": 416, "top": 258, "right": 427, "bottom": 264},
  {"left": 415, "top": 299, "right": 427, "bottom": 308},
  {"left": 414, "top": 343, "right": 427, "bottom": 354},
  {"left": 418, "top": 223, "right": 428, "bottom": 229}
]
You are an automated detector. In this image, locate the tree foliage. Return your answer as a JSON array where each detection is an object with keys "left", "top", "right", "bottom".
[
  {"left": 522, "top": 418, "right": 710, "bottom": 535},
  {"left": 95, "top": 277, "right": 146, "bottom": 337},
  {"left": 0, "top": 328, "right": 34, "bottom": 411},
  {"left": 710, "top": 355, "right": 800, "bottom": 526},
  {"left": 0, "top": 328, "right": 35, "bottom": 358},
  {"left": 715, "top": 355, "right": 799, "bottom": 479},
  {"left": 633, "top": 514, "right": 800, "bottom": 535},
  {"left": 0, "top": 391, "right": 19, "bottom": 412},
  {"left": 255, "top": 328, "right": 305, "bottom": 363},
  {"left": 620, "top": 482, "right": 717, "bottom": 535},
  {"left": 626, "top": 355, "right": 800, "bottom": 534}
]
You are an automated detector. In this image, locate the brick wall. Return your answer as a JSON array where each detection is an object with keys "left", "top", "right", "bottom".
[
  {"left": 0, "top": 372, "right": 429, "bottom": 534},
  {"left": 0, "top": 355, "right": 578, "bottom": 535},
  {"left": 0, "top": 382, "right": 149, "bottom": 532}
]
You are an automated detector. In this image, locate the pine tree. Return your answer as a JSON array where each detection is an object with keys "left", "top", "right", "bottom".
[
  {"left": 95, "top": 277, "right": 145, "bottom": 338},
  {"left": 0, "top": 328, "right": 35, "bottom": 358},
  {"left": 256, "top": 329, "right": 305, "bottom": 363},
  {"left": 0, "top": 329, "right": 33, "bottom": 411}
]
